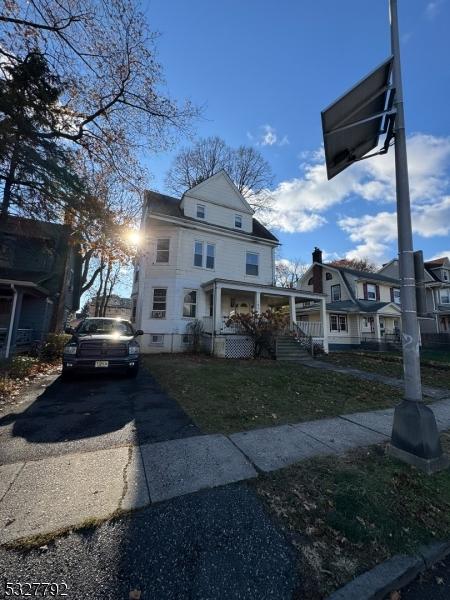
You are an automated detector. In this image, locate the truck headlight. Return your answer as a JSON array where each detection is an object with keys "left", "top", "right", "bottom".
[
  {"left": 64, "top": 344, "right": 77, "bottom": 355},
  {"left": 129, "top": 343, "right": 140, "bottom": 355}
]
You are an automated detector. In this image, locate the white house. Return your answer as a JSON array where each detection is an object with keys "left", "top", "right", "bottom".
[
  {"left": 131, "top": 171, "right": 328, "bottom": 357},
  {"left": 379, "top": 256, "right": 450, "bottom": 333},
  {"left": 297, "top": 248, "right": 403, "bottom": 349}
]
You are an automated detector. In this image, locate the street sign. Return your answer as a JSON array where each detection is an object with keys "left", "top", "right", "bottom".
[{"left": 321, "top": 57, "right": 394, "bottom": 180}]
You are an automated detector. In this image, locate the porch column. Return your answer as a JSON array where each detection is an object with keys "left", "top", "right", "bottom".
[
  {"left": 214, "top": 285, "right": 222, "bottom": 334},
  {"left": 289, "top": 295, "right": 296, "bottom": 326},
  {"left": 374, "top": 313, "right": 381, "bottom": 340},
  {"left": 254, "top": 291, "right": 261, "bottom": 314},
  {"left": 5, "top": 287, "right": 23, "bottom": 359},
  {"left": 320, "top": 297, "right": 329, "bottom": 353}
]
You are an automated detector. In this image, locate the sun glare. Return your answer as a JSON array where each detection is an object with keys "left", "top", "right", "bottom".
[{"left": 126, "top": 229, "right": 142, "bottom": 246}]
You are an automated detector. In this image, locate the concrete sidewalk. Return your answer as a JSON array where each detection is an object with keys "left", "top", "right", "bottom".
[{"left": 1, "top": 398, "right": 450, "bottom": 546}]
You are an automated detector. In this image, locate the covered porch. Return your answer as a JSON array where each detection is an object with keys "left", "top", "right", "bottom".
[
  {"left": 200, "top": 278, "right": 328, "bottom": 357},
  {"left": 0, "top": 279, "right": 53, "bottom": 358}
]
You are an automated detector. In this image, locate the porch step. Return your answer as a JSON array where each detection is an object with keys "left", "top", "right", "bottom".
[{"left": 275, "top": 336, "right": 310, "bottom": 362}]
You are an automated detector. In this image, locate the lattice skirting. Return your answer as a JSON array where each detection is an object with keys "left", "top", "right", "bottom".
[{"left": 225, "top": 336, "right": 254, "bottom": 359}]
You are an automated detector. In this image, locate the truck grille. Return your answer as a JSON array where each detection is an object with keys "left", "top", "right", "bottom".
[{"left": 78, "top": 341, "right": 128, "bottom": 358}]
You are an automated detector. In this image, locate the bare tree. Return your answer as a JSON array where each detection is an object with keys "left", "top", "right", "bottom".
[
  {"left": 1, "top": 0, "right": 198, "bottom": 188},
  {"left": 329, "top": 257, "right": 378, "bottom": 272},
  {"left": 165, "top": 136, "right": 274, "bottom": 212},
  {"left": 275, "top": 258, "right": 307, "bottom": 288}
]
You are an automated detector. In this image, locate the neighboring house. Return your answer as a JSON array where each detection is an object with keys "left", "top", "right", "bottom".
[
  {"left": 379, "top": 256, "right": 450, "bottom": 333},
  {"left": 0, "top": 215, "right": 82, "bottom": 357},
  {"left": 132, "top": 170, "right": 328, "bottom": 357},
  {"left": 297, "top": 248, "right": 402, "bottom": 349},
  {"left": 87, "top": 295, "right": 132, "bottom": 320}
]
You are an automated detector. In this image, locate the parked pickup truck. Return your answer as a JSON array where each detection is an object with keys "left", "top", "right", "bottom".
[{"left": 62, "top": 317, "right": 143, "bottom": 379}]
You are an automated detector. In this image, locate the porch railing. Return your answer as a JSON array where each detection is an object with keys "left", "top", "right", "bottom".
[
  {"left": 0, "top": 328, "right": 35, "bottom": 355},
  {"left": 295, "top": 320, "right": 324, "bottom": 338}
]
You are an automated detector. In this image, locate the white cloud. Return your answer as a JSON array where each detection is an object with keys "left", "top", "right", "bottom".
[
  {"left": 268, "top": 133, "right": 450, "bottom": 259},
  {"left": 249, "top": 124, "right": 290, "bottom": 147},
  {"left": 429, "top": 250, "right": 450, "bottom": 260}
]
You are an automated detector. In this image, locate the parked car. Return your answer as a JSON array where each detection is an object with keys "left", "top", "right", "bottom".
[{"left": 62, "top": 317, "right": 143, "bottom": 379}]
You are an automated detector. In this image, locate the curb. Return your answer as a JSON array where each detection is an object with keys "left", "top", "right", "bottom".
[{"left": 326, "top": 541, "right": 450, "bottom": 600}]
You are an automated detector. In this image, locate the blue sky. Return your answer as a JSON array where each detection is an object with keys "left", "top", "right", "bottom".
[{"left": 139, "top": 0, "right": 450, "bottom": 269}]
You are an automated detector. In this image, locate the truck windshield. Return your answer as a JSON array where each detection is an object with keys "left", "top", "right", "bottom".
[{"left": 76, "top": 319, "right": 134, "bottom": 336}]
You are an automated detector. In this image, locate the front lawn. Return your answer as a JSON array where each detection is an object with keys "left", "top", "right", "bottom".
[
  {"left": 143, "top": 355, "right": 404, "bottom": 434},
  {"left": 322, "top": 351, "right": 450, "bottom": 390},
  {"left": 252, "top": 432, "right": 450, "bottom": 599}
]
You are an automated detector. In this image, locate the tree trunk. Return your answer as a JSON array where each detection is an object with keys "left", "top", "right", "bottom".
[{"left": 1, "top": 141, "right": 19, "bottom": 218}]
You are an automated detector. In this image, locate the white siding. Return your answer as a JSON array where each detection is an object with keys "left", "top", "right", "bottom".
[
  {"left": 182, "top": 195, "right": 253, "bottom": 232},
  {"left": 135, "top": 217, "right": 276, "bottom": 353}
]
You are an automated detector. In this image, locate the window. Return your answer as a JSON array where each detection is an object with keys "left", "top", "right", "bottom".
[
  {"left": 331, "top": 284, "right": 341, "bottom": 301},
  {"left": 196, "top": 204, "right": 205, "bottom": 219},
  {"left": 209, "top": 292, "right": 214, "bottom": 317},
  {"left": 367, "top": 283, "right": 377, "bottom": 301},
  {"left": 326, "top": 272, "right": 333, "bottom": 280},
  {"left": 441, "top": 289, "right": 450, "bottom": 304},
  {"left": 155, "top": 238, "right": 170, "bottom": 263},
  {"left": 393, "top": 288, "right": 401, "bottom": 304},
  {"left": 150, "top": 334, "right": 164, "bottom": 346},
  {"left": 151, "top": 288, "right": 167, "bottom": 319},
  {"left": 206, "top": 244, "right": 215, "bottom": 269},
  {"left": 182, "top": 334, "right": 191, "bottom": 345},
  {"left": 194, "top": 241, "right": 203, "bottom": 267},
  {"left": 443, "top": 270, "right": 449, "bottom": 281},
  {"left": 330, "top": 314, "right": 347, "bottom": 332},
  {"left": 183, "top": 290, "right": 197, "bottom": 317},
  {"left": 308, "top": 277, "right": 313, "bottom": 285},
  {"left": 246, "top": 252, "right": 259, "bottom": 276},
  {"left": 235, "top": 215, "right": 242, "bottom": 228},
  {"left": 134, "top": 268, "right": 139, "bottom": 283},
  {"left": 194, "top": 241, "right": 215, "bottom": 269}
]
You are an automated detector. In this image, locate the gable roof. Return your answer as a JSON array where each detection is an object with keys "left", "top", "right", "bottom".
[
  {"left": 144, "top": 190, "right": 278, "bottom": 243},
  {"left": 182, "top": 170, "right": 254, "bottom": 214},
  {"left": 425, "top": 257, "right": 448, "bottom": 267},
  {"left": 330, "top": 265, "right": 400, "bottom": 284}
]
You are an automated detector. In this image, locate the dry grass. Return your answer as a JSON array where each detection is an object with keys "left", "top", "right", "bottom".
[
  {"left": 252, "top": 432, "right": 450, "bottom": 599},
  {"left": 143, "top": 354, "right": 404, "bottom": 434}
]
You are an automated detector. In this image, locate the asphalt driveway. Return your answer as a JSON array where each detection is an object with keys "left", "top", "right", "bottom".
[{"left": 0, "top": 366, "right": 200, "bottom": 464}]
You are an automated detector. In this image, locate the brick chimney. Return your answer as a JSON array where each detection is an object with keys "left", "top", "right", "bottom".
[{"left": 312, "top": 247, "right": 323, "bottom": 293}]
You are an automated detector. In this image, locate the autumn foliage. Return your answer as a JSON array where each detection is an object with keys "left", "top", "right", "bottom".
[{"left": 226, "top": 310, "right": 290, "bottom": 358}]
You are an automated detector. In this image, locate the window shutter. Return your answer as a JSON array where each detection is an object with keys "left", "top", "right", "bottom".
[
  {"left": 363, "top": 282, "right": 368, "bottom": 300},
  {"left": 390, "top": 287, "right": 394, "bottom": 302},
  {"left": 376, "top": 285, "right": 380, "bottom": 301}
]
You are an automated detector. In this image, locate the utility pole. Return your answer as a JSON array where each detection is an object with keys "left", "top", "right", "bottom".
[{"left": 388, "top": 0, "right": 447, "bottom": 473}]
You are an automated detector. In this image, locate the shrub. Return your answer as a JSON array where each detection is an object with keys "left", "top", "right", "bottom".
[
  {"left": 40, "top": 333, "right": 72, "bottom": 361},
  {"left": 0, "top": 356, "right": 38, "bottom": 379}
]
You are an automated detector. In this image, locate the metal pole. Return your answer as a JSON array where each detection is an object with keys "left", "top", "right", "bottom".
[
  {"left": 388, "top": 0, "right": 447, "bottom": 473},
  {"left": 389, "top": 0, "right": 421, "bottom": 401}
]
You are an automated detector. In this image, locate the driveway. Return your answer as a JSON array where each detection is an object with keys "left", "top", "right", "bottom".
[{"left": 0, "top": 367, "right": 200, "bottom": 464}]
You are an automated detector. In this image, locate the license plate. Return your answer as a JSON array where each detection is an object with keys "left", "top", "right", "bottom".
[{"left": 95, "top": 361, "right": 109, "bottom": 368}]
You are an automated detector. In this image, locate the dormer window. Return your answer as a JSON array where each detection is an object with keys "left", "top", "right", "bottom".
[
  {"left": 366, "top": 283, "right": 377, "bottom": 301},
  {"left": 235, "top": 215, "right": 242, "bottom": 229},
  {"left": 196, "top": 204, "right": 205, "bottom": 219}
]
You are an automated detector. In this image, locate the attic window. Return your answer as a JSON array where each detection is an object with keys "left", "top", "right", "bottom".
[
  {"left": 235, "top": 215, "right": 242, "bottom": 228},
  {"left": 196, "top": 204, "right": 205, "bottom": 219},
  {"left": 325, "top": 272, "right": 332, "bottom": 280},
  {"left": 308, "top": 277, "right": 313, "bottom": 286}
]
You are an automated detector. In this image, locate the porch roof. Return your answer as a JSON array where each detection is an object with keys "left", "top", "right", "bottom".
[
  {"left": 326, "top": 300, "right": 401, "bottom": 314},
  {"left": 0, "top": 278, "right": 50, "bottom": 297},
  {"left": 201, "top": 278, "right": 326, "bottom": 300}
]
